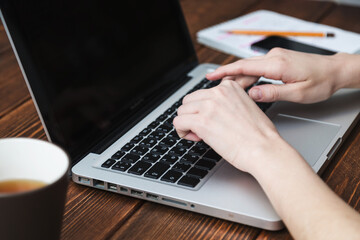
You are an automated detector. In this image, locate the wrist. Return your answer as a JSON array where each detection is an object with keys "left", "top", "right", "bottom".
[
  {"left": 243, "top": 133, "right": 301, "bottom": 179},
  {"left": 246, "top": 134, "right": 315, "bottom": 197},
  {"left": 332, "top": 53, "right": 360, "bottom": 90}
]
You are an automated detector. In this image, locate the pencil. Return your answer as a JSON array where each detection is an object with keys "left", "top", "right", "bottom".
[{"left": 224, "top": 30, "right": 335, "bottom": 37}]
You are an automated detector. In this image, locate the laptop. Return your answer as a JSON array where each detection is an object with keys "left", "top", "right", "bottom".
[{"left": 1, "top": 0, "right": 359, "bottom": 230}]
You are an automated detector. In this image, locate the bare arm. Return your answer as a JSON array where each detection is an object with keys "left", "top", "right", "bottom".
[
  {"left": 252, "top": 137, "right": 360, "bottom": 240},
  {"left": 173, "top": 79, "right": 360, "bottom": 239}
]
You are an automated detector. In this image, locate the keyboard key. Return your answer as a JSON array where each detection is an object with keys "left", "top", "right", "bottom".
[
  {"left": 206, "top": 79, "right": 221, "bottom": 88},
  {"left": 172, "top": 162, "right": 191, "bottom": 172},
  {"left": 142, "top": 153, "right": 161, "bottom": 163},
  {"left": 131, "top": 145, "right": 149, "bottom": 156},
  {"left": 111, "top": 151, "right": 125, "bottom": 160},
  {"left": 140, "top": 137, "right": 158, "bottom": 148},
  {"left": 111, "top": 161, "right": 131, "bottom": 172},
  {"left": 148, "top": 121, "right": 161, "bottom": 129},
  {"left": 189, "top": 146, "right": 207, "bottom": 156},
  {"left": 163, "top": 118, "right": 175, "bottom": 127},
  {"left": 172, "top": 100, "right": 182, "bottom": 109},
  {"left": 159, "top": 138, "right": 177, "bottom": 147},
  {"left": 156, "top": 124, "right": 172, "bottom": 133},
  {"left": 202, "top": 149, "right": 222, "bottom": 162},
  {"left": 180, "top": 154, "right": 199, "bottom": 164},
  {"left": 178, "top": 175, "right": 200, "bottom": 188},
  {"left": 164, "top": 114, "right": 176, "bottom": 127},
  {"left": 148, "top": 130, "right": 166, "bottom": 141},
  {"left": 160, "top": 154, "right": 179, "bottom": 165},
  {"left": 201, "top": 78, "right": 209, "bottom": 84},
  {"left": 187, "top": 167, "right": 208, "bottom": 179},
  {"left": 195, "top": 159, "right": 216, "bottom": 170},
  {"left": 121, "top": 143, "right": 135, "bottom": 152},
  {"left": 156, "top": 114, "right": 167, "bottom": 122},
  {"left": 193, "top": 81, "right": 206, "bottom": 90},
  {"left": 177, "top": 139, "right": 194, "bottom": 148},
  {"left": 161, "top": 170, "right": 183, "bottom": 183},
  {"left": 167, "top": 130, "right": 180, "bottom": 140},
  {"left": 169, "top": 146, "right": 187, "bottom": 156},
  {"left": 195, "top": 141, "right": 209, "bottom": 148},
  {"left": 121, "top": 153, "right": 140, "bottom": 163},
  {"left": 130, "top": 135, "right": 143, "bottom": 144},
  {"left": 151, "top": 145, "right": 169, "bottom": 155},
  {"left": 101, "top": 159, "right": 116, "bottom": 168},
  {"left": 144, "top": 162, "right": 170, "bottom": 179},
  {"left": 128, "top": 161, "right": 152, "bottom": 175},
  {"left": 139, "top": 128, "right": 152, "bottom": 136},
  {"left": 165, "top": 107, "right": 176, "bottom": 115}
]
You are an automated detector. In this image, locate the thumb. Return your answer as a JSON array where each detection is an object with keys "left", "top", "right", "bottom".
[{"left": 249, "top": 83, "right": 304, "bottom": 103}]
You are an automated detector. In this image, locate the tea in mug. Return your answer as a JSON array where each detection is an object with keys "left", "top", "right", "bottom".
[{"left": 0, "top": 179, "right": 46, "bottom": 193}]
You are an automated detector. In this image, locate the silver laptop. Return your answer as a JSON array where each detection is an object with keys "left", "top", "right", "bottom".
[{"left": 1, "top": 0, "right": 359, "bottom": 230}]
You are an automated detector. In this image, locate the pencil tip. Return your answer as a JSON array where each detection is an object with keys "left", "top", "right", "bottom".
[{"left": 327, "top": 33, "right": 335, "bottom": 37}]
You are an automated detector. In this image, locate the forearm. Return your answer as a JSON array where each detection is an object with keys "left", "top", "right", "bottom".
[
  {"left": 334, "top": 53, "right": 360, "bottom": 90},
  {"left": 250, "top": 138, "right": 360, "bottom": 239}
]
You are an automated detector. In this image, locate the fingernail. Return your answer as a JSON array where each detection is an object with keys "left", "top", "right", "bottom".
[{"left": 251, "top": 88, "right": 262, "bottom": 100}]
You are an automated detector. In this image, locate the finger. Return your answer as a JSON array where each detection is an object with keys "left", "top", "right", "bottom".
[
  {"left": 206, "top": 61, "right": 244, "bottom": 80},
  {"left": 207, "top": 55, "right": 293, "bottom": 81},
  {"left": 206, "top": 58, "right": 270, "bottom": 80},
  {"left": 234, "top": 75, "right": 259, "bottom": 89},
  {"left": 223, "top": 76, "right": 235, "bottom": 81},
  {"left": 182, "top": 89, "right": 211, "bottom": 104},
  {"left": 180, "top": 131, "right": 202, "bottom": 142},
  {"left": 173, "top": 115, "right": 202, "bottom": 140},
  {"left": 249, "top": 82, "right": 307, "bottom": 103},
  {"left": 177, "top": 101, "right": 202, "bottom": 116}
]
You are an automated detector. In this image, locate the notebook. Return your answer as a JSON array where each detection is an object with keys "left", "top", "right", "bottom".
[
  {"left": 197, "top": 10, "right": 360, "bottom": 58},
  {"left": 1, "top": 0, "right": 360, "bottom": 230}
]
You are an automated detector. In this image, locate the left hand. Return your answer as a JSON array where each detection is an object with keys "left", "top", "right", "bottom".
[{"left": 173, "top": 79, "right": 282, "bottom": 173}]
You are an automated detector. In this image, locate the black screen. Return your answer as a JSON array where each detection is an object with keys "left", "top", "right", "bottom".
[{"left": 0, "top": 0, "right": 197, "bottom": 162}]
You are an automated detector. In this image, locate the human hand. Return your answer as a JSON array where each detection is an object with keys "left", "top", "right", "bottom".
[
  {"left": 206, "top": 48, "right": 350, "bottom": 104},
  {"left": 173, "top": 79, "right": 287, "bottom": 173}
]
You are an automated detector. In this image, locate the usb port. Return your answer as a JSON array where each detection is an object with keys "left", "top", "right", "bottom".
[
  {"left": 120, "top": 187, "right": 128, "bottom": 192},
  {"left": 93, "top": 179, "right": 105, "bottom": 189},
  {"left": 108, "top": 183, "right": 117, "bottom": 191},
  {"left": 131, "top": 189, "right": 143, "bottom": 196},
  {"left": 78, "top": 177, "right": 90, "bottom": 185},
  {"left": 146, "top": 193, "right": 159, "bottom": 200}
]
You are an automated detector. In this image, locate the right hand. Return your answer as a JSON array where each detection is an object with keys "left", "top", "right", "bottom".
[{"left": 206, "top": 48, "right": 351, "bottom": 104}]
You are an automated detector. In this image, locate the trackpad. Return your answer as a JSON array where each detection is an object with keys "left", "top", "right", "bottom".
[{"left": 272, "top": 114, "right": 340, "bottom": 166}]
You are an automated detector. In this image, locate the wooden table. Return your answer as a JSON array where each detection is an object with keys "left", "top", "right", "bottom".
[{"left": 1, "top": 0, "right": 360, "bottom": 239}]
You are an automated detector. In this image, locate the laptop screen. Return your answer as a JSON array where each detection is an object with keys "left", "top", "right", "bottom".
[{"left": 1, "top": 0, "right": 197, "bottom": 162}]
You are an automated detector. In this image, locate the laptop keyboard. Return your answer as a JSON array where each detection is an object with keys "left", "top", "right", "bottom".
[{"left": 101, "top": 78, "right": 273, "bottom": 188}]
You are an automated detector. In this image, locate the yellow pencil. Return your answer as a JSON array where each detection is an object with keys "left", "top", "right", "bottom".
[{"left": 224, "top": 30, "right": 335, "bottom": 37}]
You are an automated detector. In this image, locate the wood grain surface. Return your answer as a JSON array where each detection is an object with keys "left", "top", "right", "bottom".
[{"left": 0, "top": 0, "right": 359, "bottom": 239}]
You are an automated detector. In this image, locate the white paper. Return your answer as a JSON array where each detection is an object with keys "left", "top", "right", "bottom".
[{"left": 197, "top": 10, "right": 360, "bottom": 58}]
